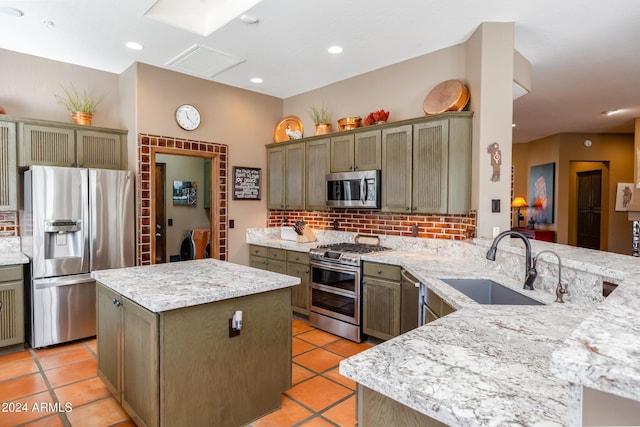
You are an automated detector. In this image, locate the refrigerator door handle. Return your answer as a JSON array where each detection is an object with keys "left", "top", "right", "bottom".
[{"left": 33, "top": 274, "right": 93, "bottom": 289}]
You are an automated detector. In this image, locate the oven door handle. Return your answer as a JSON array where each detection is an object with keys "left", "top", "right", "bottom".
[{"left": 310, "top": 282, "right": 357, "bottom": 298}]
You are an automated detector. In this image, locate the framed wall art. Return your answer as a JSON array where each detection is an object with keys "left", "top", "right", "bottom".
[
  {"left": 233, "top": 167, "right": 261, "bottom": 200},
  {"left": 615, "top": 182, "right": 634, "bottom": 211},
  {"left": 173, "top": 180, "right": 197, "bottom": 205},
  {"left": 529, "top": 163, "right": 555, "bottom": 224}
]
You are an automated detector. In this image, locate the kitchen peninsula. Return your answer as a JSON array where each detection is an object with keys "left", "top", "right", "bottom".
[
  {"left": 247, "top": 227, "right": 640, "bottom": 426},
  {"left": 91, "top": 258, "right": 300, "bottom": 427}
]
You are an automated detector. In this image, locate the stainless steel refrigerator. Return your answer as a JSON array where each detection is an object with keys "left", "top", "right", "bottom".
[{"left": 21, "top": 165, "right": 135, "bottom": 348}]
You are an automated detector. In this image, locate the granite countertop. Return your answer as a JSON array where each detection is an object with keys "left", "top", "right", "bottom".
[
  {"left": 91, "top": 258, "right": 300, "bottom": 313},
  {"left": 0, "top": 252, "right": 29, "bottom": 266},
  {"left": 247, "top": 228, "right": 640, "bottom": 425}
]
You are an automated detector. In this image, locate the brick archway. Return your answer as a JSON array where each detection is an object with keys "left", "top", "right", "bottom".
[{"left": 137, "top": 134, "right": 227, "bottom": 265}]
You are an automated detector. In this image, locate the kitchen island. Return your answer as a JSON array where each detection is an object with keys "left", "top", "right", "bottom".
[{"left": 92, "top": 258, "right": 300, "bottom": 427}]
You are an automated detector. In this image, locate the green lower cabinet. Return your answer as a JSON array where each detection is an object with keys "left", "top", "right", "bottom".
[
  {"left": 0, "top": 265, "right": 24, "bottom": 350},
  {"left": 362, "top": 262, "right": 402, "bottom": 341},
  {"left": 287, "top": 251, "right": 310, "bottom": 316},
  {"left": 358, "top": 385, "right": 447, "bottom": 427}
]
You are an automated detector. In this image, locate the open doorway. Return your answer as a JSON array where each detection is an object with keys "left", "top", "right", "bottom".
[{"left": 136, "top": 134, "right": 227, "bottom": 266}]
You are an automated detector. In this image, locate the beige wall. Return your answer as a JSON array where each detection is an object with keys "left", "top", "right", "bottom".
[
  {"left": 156, "top": 154, "right": 211, "bottom": 260},
  {"left": 133, "top": 64, "right": 283, "bottom": 265},
  {"left": 0, "top": 49, "right": 121, "bottom": 129},
  {"left": 513, "top": 133, "right": 634, "bottom": 254},
  {"left": 283, "top": 44, "right": 467, "bottom": 139}
]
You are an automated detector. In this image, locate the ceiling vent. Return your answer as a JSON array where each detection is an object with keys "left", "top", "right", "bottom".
[{"left": 165, "top": 44, "right": 245, "bottom": 78}]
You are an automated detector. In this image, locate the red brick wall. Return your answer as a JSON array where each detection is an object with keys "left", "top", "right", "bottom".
[
  {"left": 268, "top": 209, "right": 476, "bottom": 240},
  {"left": 0, "top": 212, "right": 19, "bottom": 237},
  {"left": 138, "top": 134, "right": 228, "bottom": 265}
]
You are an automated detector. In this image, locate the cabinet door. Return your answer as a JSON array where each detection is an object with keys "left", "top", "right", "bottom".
[
  {"left": 96, "top": 283, "right": 122, "bottom": 400},
  {"left": 381, "top": 126, "right": 412, "bottom": 212},
  {"left": 76, "top": 129, "right": 124, "bottom": 169},
  {"left": 266, "top": 259, "right": 287, "bottom": 275},
  {"left": 267, "top": 146, "right": 286, "bottom": 209},
  {"left": 287, "top": 261, "right": 310, "bottom": 315},
  {"left": 249, "top": 255, "right": 268, "bottom": 270},
  {"left": 122, "top": 296, "right": 159, "bottom": 427},
  {"left": 354, "top": 129, "right": 381, "bottom": 171},
  {"left": 0, "top": 122, "right": 17, "bottom": 211},
  {"left": 306, "top": 138, "right": 330, "bottom": 210},
  {"left": 362, "top": 276, "right": 401, "bottom": 341},
  {"left": 412, "top": 120, "right": 449, "bottom": 213},
  {"left": 285, "top": 142, "right": 305, "bottom": 210},
  {"left": 19, "top": 123, "right": 76, "bottom": 167},
  {"left": 446, "top": 115, "right": 472, "bottom": 214},
  {"left": 0, "top": 265, "right": 23, "bottom": 348},
  {"left": 330, "top": 134, "right": 355, "bottom": 172}
]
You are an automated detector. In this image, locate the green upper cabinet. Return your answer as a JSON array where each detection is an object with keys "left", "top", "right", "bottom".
[
  {"left": 19, "top": 123, "right": 76, "bottom": 167},
  {"left": 266, "top": 112, "right": 472, "bottom": 215},
  {"left": 381, "top": 125, "right": 413, "bottom": 212},
  {"left": 267, "top": 141, "right": 305, "bottom": 210},
  {"left": 382, "top": 114, "right": 471, "bottom": 214},
  {"left": 76, "top": 129, "right": 124, "bottom": 169},
  {"left": 17, "top": 119, "right": 126, "bottom": 170},
  {"left": 306, "top": 138, "right": 330, "bottom": 210},
  {"left": 330, "top": 129, "right": 381, "bottom": 172},
  {"left": 0, "top": 121, "right": 18, "bottom": 211}
]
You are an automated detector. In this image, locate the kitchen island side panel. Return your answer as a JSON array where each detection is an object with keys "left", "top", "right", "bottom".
[{"left": 159, "top": 287, "right": 292, "bottom": 427}]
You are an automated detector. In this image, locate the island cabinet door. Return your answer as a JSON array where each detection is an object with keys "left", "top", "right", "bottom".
[
  {"left": 96, "top": 283, "right": 122, "bottom": 399},
  {"left": 121, "top": 297, "right": 159, "bottom": 427}
]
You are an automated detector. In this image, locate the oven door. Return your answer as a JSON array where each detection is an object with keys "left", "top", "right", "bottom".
[{"left": 309, "top": 261, "right": 360, "bottom": 325}]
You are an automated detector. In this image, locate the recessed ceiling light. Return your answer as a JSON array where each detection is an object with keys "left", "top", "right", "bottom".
[
  {"left": 240, "top": 14, "right": 259, "bottom": 24},
  {"left": 125, "top": 42, "right": 143, "bottom": 51},
  {"left": 42, "top": 19, "right": 54, "bottom": 27},
  {"left": 328, "top": 46, "right": 343, "bottom": 54},
  {"left": 250, "top": 77, "right": 263, "bottom": 84},
  {"left": 0, "top": 7, "right": 23, "bottom": 17}
]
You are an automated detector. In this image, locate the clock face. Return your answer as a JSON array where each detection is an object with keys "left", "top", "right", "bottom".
[{"left": 175, "top": 104, "right": 201, "bottom": 130}]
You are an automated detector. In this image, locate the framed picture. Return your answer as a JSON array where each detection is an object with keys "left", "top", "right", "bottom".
[
  {"left": 233, "top": 167, "right": 261, "bottom": 200},
  {"left": 529, "top": 163, "right": 555, "bottom": 224},
  {"left": 615, "top": 183, "right": 634, "bottom": 211},
  {"left": 173, "top": 180, "right": 197, "bottom": 205}
]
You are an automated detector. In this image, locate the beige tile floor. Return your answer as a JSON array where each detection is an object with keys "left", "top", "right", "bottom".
[{"left": 0, "top": 318, "right": 373, "bottom": 427}]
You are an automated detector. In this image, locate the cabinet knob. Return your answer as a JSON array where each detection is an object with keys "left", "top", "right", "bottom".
[
  {"left": 112, "top": 298, "right": 122, "bottom": 307},
  {"left": 405, "top": 207, "right": 410, "bottom": 211},
  {"left": 377, "top": 270, "right": 383, "bottom": 275}
]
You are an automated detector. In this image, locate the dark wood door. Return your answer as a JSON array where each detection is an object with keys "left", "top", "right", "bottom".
[
  {"left": 576, "top": 170, "right": 601, "bottom": 250},
  {"left": 155, "top": 163, "right": 166, "bottom": 263}
]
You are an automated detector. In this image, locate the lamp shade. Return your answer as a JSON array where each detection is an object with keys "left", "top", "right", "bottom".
[{"left": 511, "top": 196, "right": 528, "bottom": 208}]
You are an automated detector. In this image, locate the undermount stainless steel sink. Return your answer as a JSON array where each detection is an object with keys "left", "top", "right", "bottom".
[{"left": 440, "top": 279, "right": 545, "bottom": 305}]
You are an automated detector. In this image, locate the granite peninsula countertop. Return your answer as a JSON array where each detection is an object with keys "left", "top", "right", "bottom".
[
  {"left": 247, "top": 228, "right": 640, "bottom": 425},
  {"left": 91, "top": 258, "right": 300, "bottom": 313},
  {"left": 0, "top": 252, "right": 29, "bottom": 266}
]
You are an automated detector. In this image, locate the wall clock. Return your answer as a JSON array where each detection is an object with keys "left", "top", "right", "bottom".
[{"left": 175, "top": 104, "right": 201, "bottom": 131}]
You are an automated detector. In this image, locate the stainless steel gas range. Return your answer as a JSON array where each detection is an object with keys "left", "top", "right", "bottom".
[{"left": 308, "top": 240, "right": 390, "bottom": 342}]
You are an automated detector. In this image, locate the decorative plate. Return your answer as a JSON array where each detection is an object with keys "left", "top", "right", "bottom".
[{"left": 273, "top": 116, "right": 304, "bottom": 142}]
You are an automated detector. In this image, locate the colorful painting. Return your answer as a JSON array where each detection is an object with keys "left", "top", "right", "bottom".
[
  {"left": 529, "top": 163, "right": 555, "bottom": 224},
  {"left": 173, "top": 180, "right": 197, "bottom": 205}
]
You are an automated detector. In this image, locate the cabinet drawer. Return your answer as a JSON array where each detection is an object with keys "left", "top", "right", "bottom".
[
  {"left": 363, "top": 262, "right": 401, "bottom": 281},
  {"left": 286, "top": 251, "right": 309, "bottom": 265},
  {"left": 249, "top": 245, "right": 267, "bottom": 257},
  {"left": 0, "top": 265, "right": 23, "bottom": 282},
  {"left": 267, "top": 248, "right": 286, "bottom": 261}
]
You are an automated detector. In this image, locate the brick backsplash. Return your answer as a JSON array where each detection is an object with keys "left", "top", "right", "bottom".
[
  {"left": 268, "top": 209, "right": 477, "bottom": 240},
  {"left": 0, "top": 212, "right": 19, "bottom": 237},
  {"left": 138, "top": 134, "right": 228, "bottom": 265}
]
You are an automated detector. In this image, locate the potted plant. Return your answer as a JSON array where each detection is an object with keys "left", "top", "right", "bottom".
[
  {"left": 308, "top": 103, "right": 332, "bottom": 135},
  {"left": 55, "top": 83, "right": 107, "bottom": 126}
]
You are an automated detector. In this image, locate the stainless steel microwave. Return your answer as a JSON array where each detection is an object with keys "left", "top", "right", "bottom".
[{"left": 326, "top": 170, "right": 381, "bottom": 208}]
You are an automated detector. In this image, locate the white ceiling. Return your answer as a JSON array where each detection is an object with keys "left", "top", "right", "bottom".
[{"left": 1, "top": 0, "right": 639, "bottom": 143}]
